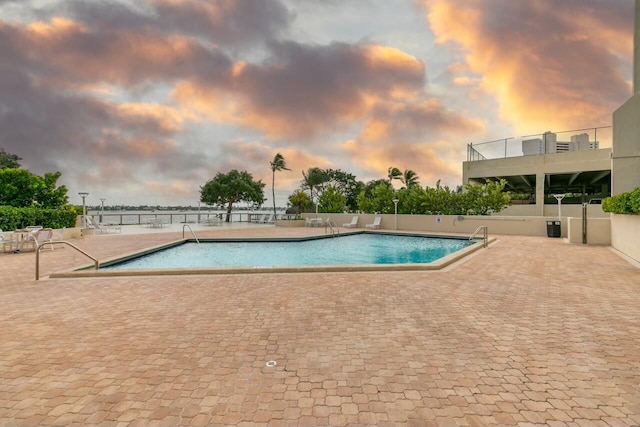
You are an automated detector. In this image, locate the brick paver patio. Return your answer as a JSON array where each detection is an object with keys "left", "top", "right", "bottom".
[{"left": 1, "top": 227, "right": 639, "bottom": 426}]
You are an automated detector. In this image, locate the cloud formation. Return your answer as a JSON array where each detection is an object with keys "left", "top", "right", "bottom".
[
  {"left": 174, "top": 42, "right": 427, "bottom": 140},
  {"left": 0, "top": 0, "right": 635, "bottom": 207},
  {"left": 422, "top": 0, "right": 634, "bottom": 133}
]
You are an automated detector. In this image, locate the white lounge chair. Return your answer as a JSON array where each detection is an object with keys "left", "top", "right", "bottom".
[
  {"left": 343, "top": 216, "right": 358, "bottom": 228},
  {"left": 365, "top": 216, "right": 382, "bottom": 229},
  {"left": 100, "top": 222, "right": 121, "bottom": 233},
  {"left": 203, "top": 217, "right": 222, "bottom": 226}
]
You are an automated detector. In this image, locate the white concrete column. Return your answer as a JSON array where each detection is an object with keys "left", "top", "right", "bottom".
[{"left": 535, "top": 172, "right": 545, "bottom": 216}]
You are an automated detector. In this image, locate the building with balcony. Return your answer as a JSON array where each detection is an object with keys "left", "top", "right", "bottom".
[{"left": 463, "top": 129, "right": 611, "bottom": 218}]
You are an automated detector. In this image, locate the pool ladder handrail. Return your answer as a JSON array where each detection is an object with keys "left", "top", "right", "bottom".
[
  {"left": 36, "top": 241, "right": 99, "bottom": 280},
  {"left": 325, "top": 219, "right": 339, "bottom": 236},
  {"left": 469, "top": 225, "right": 488, "bottom": 248},
  {"left": 182, "top": 224, "right": 200, "bottom": 244}
]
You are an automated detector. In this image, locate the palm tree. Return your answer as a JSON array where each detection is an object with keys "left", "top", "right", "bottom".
[
  {"left": 302, "top": 167, "right": 329, "bottom": 203},
  {"left": 387, "top": 166, "right": 402, "bottom": 184},
  {"left": 270, "top": 153, "right": 290, "bottom": 216},
  {"left": 401, "top": 169, "right": 420, "bottom": 188}
]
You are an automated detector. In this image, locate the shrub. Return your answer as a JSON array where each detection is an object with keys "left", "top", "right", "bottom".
[
  {"left": 0, "top": 205, "right": 79, "bottom": 230},
  {"left": 602, "top": 187, "right": 640, "bottom": 215}
]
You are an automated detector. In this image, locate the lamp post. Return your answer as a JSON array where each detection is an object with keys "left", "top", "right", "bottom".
[
  {"left": 553, "top": 194, "right": 565, "bottom": 222},
  {"left": 99, "top": 198, "right": 105, "bottom": 223},
  {"left": 393, "top": 199, "right": 399, "bottom": 230},
  {"left": 78, "top": 192, "right": 89, "bottom": 228}
]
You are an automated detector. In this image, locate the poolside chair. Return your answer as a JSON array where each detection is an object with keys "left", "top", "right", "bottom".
[
  {"left": 107, "top": 223, "right": 122, "bottom": 233},
  {"left": 33, "top": 228, "right": 54, "bottom": 250},
  {"left": 203, "top": 217, "right": 221, "bottom": 226},
  {"left": 365, "top": 216, "right": 382, "bottom": 229},
  {"left": 87, "top": 217, "right": 107, "bottom": 233},
  {"left": 85, "top": 216, "right": 96, "bottom": 229},
  {"left": 0, "top": 229, "right": 13, "bottom": 253},
  {"left": 48, "top": 227, "right": 66, "bottom": 249},
  {"left": 265, "top": 214, "right": 275, "bottom": 224},
  {"left": 19, "top": 229, "right": 39, "bottom": 251},
  {"left": 342, "top": 216, "right": 359, "bottom": 228}
]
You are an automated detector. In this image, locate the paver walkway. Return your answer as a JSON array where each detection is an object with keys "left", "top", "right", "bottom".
[{"left": 1, "top": 228, "right": 639, "bottom": 426}]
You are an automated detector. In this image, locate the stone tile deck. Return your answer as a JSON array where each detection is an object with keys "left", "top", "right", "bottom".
[{"left": 1, "top": 227, "right": 639, "bottom": 426}]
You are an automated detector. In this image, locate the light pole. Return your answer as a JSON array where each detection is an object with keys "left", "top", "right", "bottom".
[
  {"left": 553, "top": 194, "right": 565, "bottom": 222},
  {"left": 99, "top": 198, "right": 105, "bottom": 223},
  {"left": 393, "top": 199, "right": 399, "bottom": 230},
  {"left": 78, "top": 192, "right": 89, "bottom": 228}
]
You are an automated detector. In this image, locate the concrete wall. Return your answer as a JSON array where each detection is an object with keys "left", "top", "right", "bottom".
[
  {"left": 306, "top": 213, "right": 562, "bottom": 237},
  {"left": 612, "top": 94, "right": 640, "bottom": 195},
  {"left": 64, "top": 227, "right": 83, "bottom": 239},
  {"left": 501, "top": 204, "right": 608, "bottom": 218},
  {"left": 304, "top": 213, "right": 614, "bottom": 245},
  {"left": 566, "top": 218, "right": 611, "bottom": 245},
  {"left": 611, "top": 214, "right": 640, "bottom": 263}
]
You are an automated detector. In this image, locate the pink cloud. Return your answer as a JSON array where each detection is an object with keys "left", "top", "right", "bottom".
[{"left": 421, "top": 0, "right": 634, "bottom": 133}]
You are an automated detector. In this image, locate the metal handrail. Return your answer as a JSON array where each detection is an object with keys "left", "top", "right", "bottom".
[
  {"left": 182, "top": 224, "right": 200, "bottom": 244},
  {"left": 36, "top": 241, "right": 99, "bottom": 280},
  {"left": 324, "top": 220, "right": 339, "bottom": 236},
  {"left": 469, "top": 225, "right": 488, "bottom": 248}
]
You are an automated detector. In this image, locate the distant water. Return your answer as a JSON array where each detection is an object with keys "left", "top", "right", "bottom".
[{"left": 87, "top": 209, "right": 283, "bottom": 225}]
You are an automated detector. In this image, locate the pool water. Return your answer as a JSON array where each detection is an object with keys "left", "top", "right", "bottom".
[{"left": 101, "top": 233, "right": 474, "bottom": 270}]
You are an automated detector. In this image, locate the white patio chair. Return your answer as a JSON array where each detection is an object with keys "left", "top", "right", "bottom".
[
  {"left": 20, "top": 230, "right": 40, "bottom": 251},
  {"left": 34, "top": 229, "right": 54, "bottom": 250},
  {"left": 365, "top": 216, "right": 382, "bottom": 229},
  {"left": 342, "top": 216, "right": 359, "bottom": 228},
  {"left": 47, "top": 227, "right": 66, "bottom": 249},
  {"left": 0, "top": 229, "right": 13, "bottom": 253}
]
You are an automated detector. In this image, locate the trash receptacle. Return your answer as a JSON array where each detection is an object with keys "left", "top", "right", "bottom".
[{"left": 546, "top": 220, "right": 561, "bottom": 238}]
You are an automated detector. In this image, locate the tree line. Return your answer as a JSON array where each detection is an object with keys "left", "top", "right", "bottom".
[
  {"left": 0, "top": 148, "right": 77, "bottom": 230},
  {"left": 200, "top": 153, "right": 511, "bottom": 221},
  {"left": 1, "top": 147, "right": 511, "bottom": 226},
  {"left": 0, "top": 148, "right": 69, "bottom": 208}
]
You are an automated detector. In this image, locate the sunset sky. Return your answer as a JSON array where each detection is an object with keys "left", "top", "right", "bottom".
[{"left": 0, "top": 0, "right": 635, "bottom": 207}]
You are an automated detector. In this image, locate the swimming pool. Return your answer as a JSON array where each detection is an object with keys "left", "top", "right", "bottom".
[
  {"left": 48, "top": 231, "right": 490, "bottom": 278},
  {"left": 101, "top": 233, "right": 474, "bottom": 271}
]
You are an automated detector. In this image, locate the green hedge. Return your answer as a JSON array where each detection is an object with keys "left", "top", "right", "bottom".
[
  {"left": 0, "top": 205, "right": 80, "bottom": 230},
  {"left": 602, "top": 187, "right": 640, "bottom": 215}
]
